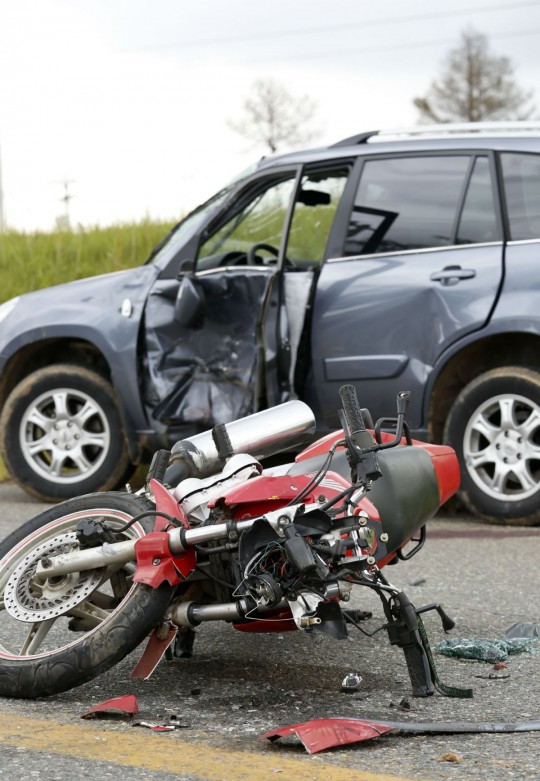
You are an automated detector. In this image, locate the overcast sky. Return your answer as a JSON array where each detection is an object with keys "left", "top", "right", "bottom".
[{"left": 1, "top": 0, "right": 539, "bottom": 232}]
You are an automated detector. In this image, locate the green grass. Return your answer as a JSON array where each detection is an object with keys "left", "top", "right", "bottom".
[
  {"left": 0, "top": 219, "right": 175, "bottom": 303},
  {"left": 0, "top": 220, "right": 176, "bottom": 481}
]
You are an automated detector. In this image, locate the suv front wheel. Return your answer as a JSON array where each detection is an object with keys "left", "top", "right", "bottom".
[
  {"left": 444, "top": 367, "right": 540, "bottom": 526},
  {"left": 0, "top": 365, "right": 134, "bottom": 502}
]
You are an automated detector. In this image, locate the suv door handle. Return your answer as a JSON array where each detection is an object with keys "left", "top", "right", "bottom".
[{"left": 430, "top": 265, "right": 476, "bottom": 285}]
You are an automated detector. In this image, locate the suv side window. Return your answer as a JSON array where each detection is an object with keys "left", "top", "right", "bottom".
[
  {"left": 343, "top": 155, "right": 471, "bottom": 256},
  {"left": 501, "top": 152, "right": 540, "bottom": 240},
  {"left": 285, "top": 169, "right": 349, "bottom": 266},
  {"left": 197, "top": 174, "right": 297, "bottom": 266},
  {"left": 457, "top": 156, "right": 500, "bottom": 245}
]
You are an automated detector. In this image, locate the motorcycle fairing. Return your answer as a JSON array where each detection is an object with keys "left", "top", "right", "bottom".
[{"left": 134, "top": 479, "right": 196, "bottom": 587}]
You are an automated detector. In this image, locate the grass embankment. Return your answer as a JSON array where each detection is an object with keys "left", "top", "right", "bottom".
[
  {"left": 0, "top": 220, "right": 175, "bottom": 482},
  {"left": 0, "top": 220, "right": 175, "bottom": 303}
]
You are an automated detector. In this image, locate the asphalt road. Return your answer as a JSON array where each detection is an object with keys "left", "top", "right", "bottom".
[{"left": 0, "top": 482, "right": 539, "bottom": 781}]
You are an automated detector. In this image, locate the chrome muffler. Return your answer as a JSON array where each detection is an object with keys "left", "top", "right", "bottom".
[{"left": 168, "top": 400, "right": 316, "bottom": 479}]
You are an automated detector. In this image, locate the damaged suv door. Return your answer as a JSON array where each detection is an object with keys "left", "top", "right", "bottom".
[{"left": 142, "top": 164, "right": 351, "bottom": 445}]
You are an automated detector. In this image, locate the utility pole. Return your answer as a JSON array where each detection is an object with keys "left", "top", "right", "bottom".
[
  {"left": 0, "top": 141, "right": 5, "bottom": 232},
  {"left": 55, "top": 179, "right": 75, "bottom": 230}
]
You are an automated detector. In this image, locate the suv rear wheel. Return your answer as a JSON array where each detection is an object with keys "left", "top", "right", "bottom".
[
  {"left": 0, "top": 365, "right": 134, "bottom": 502},
  {"left": 444, "top": 367, "right": 540, "bottom": 526}
]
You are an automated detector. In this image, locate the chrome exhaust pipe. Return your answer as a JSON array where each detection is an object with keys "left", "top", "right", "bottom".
[
  {"left": 168, "top": 400, "right": 316, "bottom": 479},
  {"left": 167, "top": 582, "right": 344, "bottom": 627}
]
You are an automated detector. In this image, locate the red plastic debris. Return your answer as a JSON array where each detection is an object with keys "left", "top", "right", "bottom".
[
  {"left": 131, "top": 625, "right": 177, "bottom": 679},
  {"left": 261, "top": 718, "right": 394, "bottom": 753},
  {"left": 81, "top": 695, "right": 139, "bottom": 719}
]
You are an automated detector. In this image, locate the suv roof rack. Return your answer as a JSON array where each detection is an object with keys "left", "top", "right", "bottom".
[
  {"left": 330, "top": 130, "right": 380, "bottom": 147},
  {"left": 331, "top": 121, "right": 540, "bottom": 147}
]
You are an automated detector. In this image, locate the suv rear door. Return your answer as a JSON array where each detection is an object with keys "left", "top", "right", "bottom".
[{"left": 311, "top": 151, "right": 504, "bottom": 431}]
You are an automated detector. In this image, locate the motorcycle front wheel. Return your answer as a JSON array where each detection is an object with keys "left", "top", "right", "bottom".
[{"left": 0, "top": 492, "right": 173, "bottom": 698}]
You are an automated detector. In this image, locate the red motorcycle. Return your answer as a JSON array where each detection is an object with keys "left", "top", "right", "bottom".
[{"left": 0, "top": 385, "right": 462, "bottom": 699}]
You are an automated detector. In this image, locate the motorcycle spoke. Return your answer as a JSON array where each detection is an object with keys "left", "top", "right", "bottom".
[
  {"left": 109, "top": 571, "right": 131, "bottom": 600},
  {"left": 69, "top": 600, "right": 111, "bottom": 625},
  {"left": 19, "top": 618, "right": 57, "bottom": 655}
]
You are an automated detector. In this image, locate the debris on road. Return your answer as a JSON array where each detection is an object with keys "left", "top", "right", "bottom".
[
  {"left": 81, "top": 695, "right": 139, "bottom": 719},
  {"left": 341, "top": 672, "right": 363, "bottom": 693},
  {"left": 435, "top": 636, "right": 538, "bottom": 662},
  {"left": 262, "top": 717, "right": 540, "bottom": 754}
]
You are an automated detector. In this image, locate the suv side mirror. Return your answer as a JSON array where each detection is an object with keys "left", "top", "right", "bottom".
[{"left": 174, "top": 274, "right": 205, "bottom": 327}]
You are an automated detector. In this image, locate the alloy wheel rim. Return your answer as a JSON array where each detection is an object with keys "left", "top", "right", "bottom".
[
  {"left": 19, "top": 387, "right": 111, "bottom": 484},
  {"left": 463, "top": 392, "right": 540, "bottom": 502}
]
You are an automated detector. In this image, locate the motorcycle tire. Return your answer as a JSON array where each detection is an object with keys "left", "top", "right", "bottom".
[{"left": 0, "top": 492, "right": 173, "bottom": 698}]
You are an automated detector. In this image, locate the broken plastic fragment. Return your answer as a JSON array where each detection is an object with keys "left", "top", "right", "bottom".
[
  {"left": 81, "top": 695, "right": 139, "bottom": 719},
  {"left": 262, "top": 717, "right": 540, "bottom": 754},
  {"left": 131, "top": 625, "right": 177, "bottom": 679},
  {"left": 341, "top": 672, "right": 363, "bottom": 693},
  {"left": 132, "top": 717, "right": 189, "bottom": 731},
  {"left": 262, "top": 718, "right": 393, "bottom": 753},
  {"left": 505, "top": 622, "right": 540, "bottom": 639},
  {"left": 435, "top": 637, "right": 538, "bottom": 663}
]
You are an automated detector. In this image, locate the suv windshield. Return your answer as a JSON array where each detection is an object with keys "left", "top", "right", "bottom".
[{"left": 147, "top": 162, "right": 259, "bottom": 266}]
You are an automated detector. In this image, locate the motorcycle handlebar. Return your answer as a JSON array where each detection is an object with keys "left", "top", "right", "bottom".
[
  {"left": 339, "top": 384, "right": 366, "bottom": 434},
  {"left": 339, "top": 384, "right": 375, "bottom": 453}
]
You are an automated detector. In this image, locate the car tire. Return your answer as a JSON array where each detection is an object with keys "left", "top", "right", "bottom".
[
  {"left": 443, "top": 367, "right": 540, "bottom": 526},
  {"left": 0, "top": 365, "right": 134, "bottom": 502}
]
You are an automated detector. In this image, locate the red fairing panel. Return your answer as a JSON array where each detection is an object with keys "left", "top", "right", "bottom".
[
  {"left": 296, "top": 431, "right": 460, "bottom": 506},
  {"left": 210, "top": 472, "right": 351, "bottom": 519},
  {"left": 133, "top": 479, "right": 196, "bottom": 586},
  {"left": 418, "top": 444, "right": 461, "bottom": 505},
  {"left": 262, "top": 718, "right": 394, "bottom": 753}
]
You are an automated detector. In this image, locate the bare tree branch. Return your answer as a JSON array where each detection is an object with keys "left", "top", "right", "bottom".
[
  {"left": 229, "top": 78, "right": 318, "bottom": 153},
  {"left": 413, "top": 29, "right": 536, "bottom": 123}
]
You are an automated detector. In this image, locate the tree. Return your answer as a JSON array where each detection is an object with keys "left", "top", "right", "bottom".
[
  {"left": 230, "top": 78, "right": 318, "bottom": 153},
  {"left": 413, "top": 29, "right": 535, "bottom": 123}
]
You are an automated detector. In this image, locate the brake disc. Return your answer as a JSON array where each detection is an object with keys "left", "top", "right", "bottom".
[{"left": 4, "top": 532, "right": 104, "bottom": 622}]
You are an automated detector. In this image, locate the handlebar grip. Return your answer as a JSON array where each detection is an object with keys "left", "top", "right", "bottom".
[{"left": 339, "top": 384, "right": 366, "bottom": 434}]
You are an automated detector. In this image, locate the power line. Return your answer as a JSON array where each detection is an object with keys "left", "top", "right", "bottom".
[
  {"left": 231, "top": 27, "right": 540, "bottom": 67},
  {"left": 126, "top": 1, "right": 540, "bottom": 52}
]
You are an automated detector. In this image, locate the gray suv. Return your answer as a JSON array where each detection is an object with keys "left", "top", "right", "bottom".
[{"left": 1, "top": 121, "right": 539, "bottom": 525}]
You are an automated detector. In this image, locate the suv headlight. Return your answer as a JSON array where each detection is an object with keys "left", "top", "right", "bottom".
[{"left": 0, "top": 297, "right": 20, "bottom": 325}]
